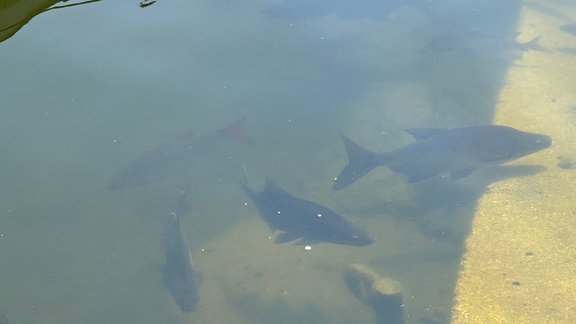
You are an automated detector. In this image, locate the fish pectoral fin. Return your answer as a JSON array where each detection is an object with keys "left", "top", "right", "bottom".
[
  {"left": 388, "top": 165, "right": 437, "bottom": 183},
  {"left": 275, "top": 232, "right": 301, "bottom": 244},
  {"left": 449, "top": 168, "right": 476, "bottom": 180}
]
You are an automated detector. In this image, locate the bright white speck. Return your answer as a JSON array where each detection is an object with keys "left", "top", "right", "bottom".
[
  {"left": 244, "top": 202, "right": 248, "bottom": 206},
  {"left": 317, "top": 214, "right": 322, "bottom": 217},
  {"left": 304, "top": 246, "right": 312, "bottom": 251},
  {"left": 277, "top": 211, "right": 281, "bottom": 214}
]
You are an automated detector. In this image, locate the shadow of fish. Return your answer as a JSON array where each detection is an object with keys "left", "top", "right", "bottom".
[
  {"left": 109, "top": 116, "right": 250, "bottom": 190},
  {"left": 555, "top": 47, "right": 576, "bottom": 55},
  {"left": 333, "top": 125, "right": 552, "bottom": 190},
  {"left": 560, "top": 24, "right": 576, "bottom": 36},
  {"left": 160, "top": 207, "right": 202, "bottom": 312},
  {"left": 241, "top": 177, "right": 375, "bottom": 246}
]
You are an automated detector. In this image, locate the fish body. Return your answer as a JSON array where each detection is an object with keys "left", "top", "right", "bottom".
[
  {"left": 242, "top": 178, "right": 375, "bottom": 246},
  {"left": 161, "top": 212, "right": 201, "bottom": 312},
  {"left": 333, "top": 125, "right": 551, "bottom": 190},
  {"left": 110, "top": 117, "right": 250, "bottom": 190}
]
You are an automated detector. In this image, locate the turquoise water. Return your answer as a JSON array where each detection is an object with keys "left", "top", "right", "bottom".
[{"left": 0, "top": 0, "right": 539, "bottom": 323}]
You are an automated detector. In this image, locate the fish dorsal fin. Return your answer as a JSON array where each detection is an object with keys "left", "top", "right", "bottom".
[
  {"left": 404, "top": 128, "right": 444, "bottom": 141},
  {"left": 264, "top": 177, "right": 289, "bottom": 195}
]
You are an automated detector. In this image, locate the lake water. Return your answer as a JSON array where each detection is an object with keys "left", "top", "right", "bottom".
[{"left": 0, "top": 0, "right": 573, "bottom": 323}]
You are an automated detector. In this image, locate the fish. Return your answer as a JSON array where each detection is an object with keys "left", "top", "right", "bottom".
[
  {"left": 423, "top": 31, "right": 551, "bottom": 58},
  {"left": 241, "top": 177, "right": 375, "bottom": 246},
  {"left": 109, "top": 116, "right": 250, "bottom": 190},
  {"left": 333, "top": 125, "right": 552, "bottom": 190},
  {"left": 160, "top": 209, "right": 202, "bottom": 312}
]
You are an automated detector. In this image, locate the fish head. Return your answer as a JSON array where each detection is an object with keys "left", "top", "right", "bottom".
[
  {"left": 457, "top": 126, "right": 551, "bottom": 165},
  {"left": 519, "top": 132, "right": 552, "bottom": 153},
  {"left": 492, "top": 126, "right": 552, "bottom": 162}
]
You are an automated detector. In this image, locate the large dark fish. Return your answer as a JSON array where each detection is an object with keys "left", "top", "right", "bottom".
[
  {"left": 160, "top": 210, "right": 201, "bottom": 312},
  {"left": 109, "top": 116, "right": 250, "bottom": 190},
  {"left": 333, "top": 125, "right": 552, "bottom": 190},
  {"left": 241, "top": 178, "right": 375, "bottom": 246}
]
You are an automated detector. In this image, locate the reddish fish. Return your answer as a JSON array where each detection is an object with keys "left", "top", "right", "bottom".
[{"left": 110, "top": 116, "right": 250, "bottom": 190}]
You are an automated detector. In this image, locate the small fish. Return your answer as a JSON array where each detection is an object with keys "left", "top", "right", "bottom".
[
  {"left": 424, "top": 31, "right": 551, "bottom": 57},
  {"left": 241, "top": 177, "right": 375, "bottom": 246},
  {"left": 110, "top": 116, "right": 250, "bottom": 190},
  {"left": 160, "top": 210, "right": 202, "bottom": 312},
  {"left": 333, "top": 125, "right": 551, "bottom": 190}
]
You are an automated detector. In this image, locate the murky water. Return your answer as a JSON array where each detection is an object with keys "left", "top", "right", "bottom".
[{"left": 0, "top": 0, "right": 571, "bottom": 323}]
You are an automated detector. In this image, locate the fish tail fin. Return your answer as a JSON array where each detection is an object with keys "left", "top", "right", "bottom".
[
  {"left": 516, "top": 35, "right": 552, "bottom": 53},
  {"left": 333, "top": 133, "right": 385, "bottom": 191},
  {"left": 222, "top": 116, "right": 252, "bottom": 144}
]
